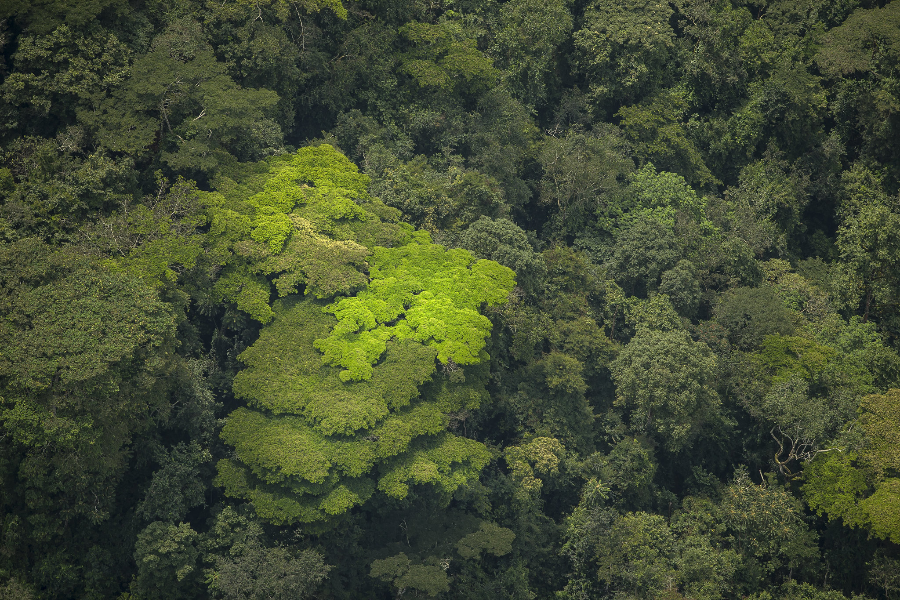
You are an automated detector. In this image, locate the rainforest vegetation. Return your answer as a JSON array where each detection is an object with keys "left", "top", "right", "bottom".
[{"left": 1, "top": 0, "right": 899, "bottom": 597}]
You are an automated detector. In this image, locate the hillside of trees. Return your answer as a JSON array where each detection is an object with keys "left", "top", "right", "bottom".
[{"left": 1, "top": 0, "right": 899, "bottom": 597}]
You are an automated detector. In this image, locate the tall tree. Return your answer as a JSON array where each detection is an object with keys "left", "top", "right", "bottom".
[{"left": 211, "top": 145, "right": 515, "bottom": 525}]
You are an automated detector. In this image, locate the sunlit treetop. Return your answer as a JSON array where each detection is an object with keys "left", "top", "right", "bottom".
[
  {"left": 315, "top": 241, "right": 515, "bottom": 381},
  {"left": 204, "top": 145, "right": 426, "bottom": 323}
]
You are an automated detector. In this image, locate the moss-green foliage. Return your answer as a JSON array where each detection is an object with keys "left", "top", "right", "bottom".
[
  {"left": 455, "top": 522, "right": 515, "bottom": 560},
  {"left": 398, "top": 19, "right": 498, "bottom": 97},
  {"left": 803, "top": 389, "right": 900, "bottom": 544},
  {"left": 504, "top": 437, "right": 565, "bottom": 497},
  {"left": 611, "top": 327, "right": 720, "bottom": 452},
  {"left": 315, "top": 241, "right": 515, "bottom": 381},
  {"left": 370, "top": 552, "right": 450, "bottom": 597},
  {"left": 368, "top": 512, "right": 515, "bottom": 598}
]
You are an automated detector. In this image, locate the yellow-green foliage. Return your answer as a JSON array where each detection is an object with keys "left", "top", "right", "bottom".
[
  {"left": 316, "top": 242, "right": 516, "bottom": 381},
  {"left": 376, "top": 433, "right": 492, "bottom": 499},
  {"left": 215, "top": 458, "right": 375, "bottom": 525},
  {"left": 219, "top": 296, "right": 500, "bottom": 524},
  {"left": 206, "top": 145, "right": 415, "bottom": 322},
  {"left": 213, "top": 146, "right": 514, "bottom": 525},
  {"left": 505, "top": 437, "right": 565, "bottom": 496},
  {"left": 233, "top": 298, "right": 438, "bottom": 433},
  {"left": 246, "top": 145, "right": 370, "bottom": 252},
  {"left": 803, "top": 389, "right": 900, "bottom": 543}
]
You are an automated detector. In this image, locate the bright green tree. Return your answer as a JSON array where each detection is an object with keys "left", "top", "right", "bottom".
[
  {"left": 205, "top": 144, "right": 423, "bottom": 323},
  {"left": 212, "top": 145, "right": 515, "bottom": 525}
]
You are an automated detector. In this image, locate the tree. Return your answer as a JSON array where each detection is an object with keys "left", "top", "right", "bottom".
[
  {"left": 315, "top": 240, "right": 514, "bottom": 381},
  {"left": 538, "top": 127, "right": 632, "bottom": 238},
  {"left": 834, "top": 165, "right": 900, "bottom": 329},
  {"left": 91, "top": 18, "right": 281, "bottom": 173},
  {"left": 715, "top": 469, "right": 819, "bottom": 591},
  {"left": 209, "top": 543, "right": 329, "bottom": 600},
  {"left": 803, "top": 389, "right": 900, "bottom": 544},
  {"left": 212, "top": 146, "right": 515, "bottom": 525},
  {"left": 726, "top": 154, "right": 808, "bottom": 254},
  {"left": 397, "top": 18, "right": 498, "bottom": 103},
  {"left": 594, "top": 511, "right": 678, "bottom": 599},
  {"left": 617, "top": 88, "right": 718, "bottom": 188},
  {"left": 0, "top": 135, "right": 136, "bottom": 242},
  {"left": 713, "top": 285, "right": 795, "bottom": 350},
  {"left": 205, "top": 144, "right": 419, "bottom": 323},
  {"left": 458, "top": 216, "right": 546, "bottom": 295},
  {"left": 606, "top": 216, "right": 680, "bottom": 298},
  {"left": 132, "top": 522, "right": 203, "bottom": 600},
  {"left": 370, "top": 155, "right": 510, "bottom": 233},
  {"left": 490, "top": 0, "right": 572, "bottom": 108},
  {"left": 0, "top": 25, "right": 130, "bottom": 137},
  {"left": 137, "top": 442, "right": 213, "bottom": 523},
  {"left": 0, "top": 238, "right": 176, "bottom": 527},
  {"left": 659, "top": 260, "right": 701, "bottom": 318},
  {"left": 610, "top": 327, "right": 720, "bottom": 452},
  {"left": 573, "top": 0, "right": 677, "bottom": 117},
  {"left": 816, "top": 1, "right": 900, "bottom": 182}
]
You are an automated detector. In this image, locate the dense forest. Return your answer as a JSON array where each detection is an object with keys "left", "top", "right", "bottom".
[{"left": 0, "top": 0, "right": 899, "bottom": 597}]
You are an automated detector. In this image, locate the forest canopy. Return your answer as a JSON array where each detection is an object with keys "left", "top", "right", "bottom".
[{"left": 1, "top": 0, "right": 900, "bottom": 598}]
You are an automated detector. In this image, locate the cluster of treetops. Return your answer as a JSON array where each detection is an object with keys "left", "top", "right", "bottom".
[{"left": 0, "top": 0, "right": 899, "bottom": 597}]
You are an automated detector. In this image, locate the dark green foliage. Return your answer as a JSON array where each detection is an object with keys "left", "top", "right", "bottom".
[
  {"left": 538, "top": 127, "right": 633, "bottom": 238},
  {"left": 660, "top": 260, "right": 702, "bottom": 318},
  {"left": 0, "top": 239, "right": 176, "bottom": 525},
  {"left": 92, "top": 18, "right": 281, "bottom": 172},
  {"left": 458, "top": 216, "right": 546, "bottom": 294},
  {"left": 490, "top": 0, "right": 572, "bottom": 109},
  {"left": 589, "top": 438, "right": 657, "bottom": 510},
  {"left": 0, "top": 136, "right": 136, "bottom": 242},
  {"left": 611, "top": 327, "right": 720, "bottom": 452},
  {"left": 3, "top": 0, "right": 900, "bottom": 597},
  {"left": 0, "top": 25, "right": 131, "bottom": 137},
  {"left": 133, "top": 522, "right": 203, "bottom": 599},
  {"left": 713, "top": 286, "right": 795, "bottom": 350},
  {"left": 209, "top": 544, "right": 329, "bottom": 600},
  {"left": 397, "top": 19, "right": 498, "bottom": 101},
  {"left": 816, "top": 2, "right": 900, "bottom": 183},
  {"left": 562, "top": 468, "right": 820, "bottom": 599},
  {"left": 607, "top": 216, "right": 680, "bottom": 297},
  {"left": 573, "top": 0, "right": 676, "bottom": 117},
  {"left": 137, "top": 442, "right": 213, "bottom": 522}
]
